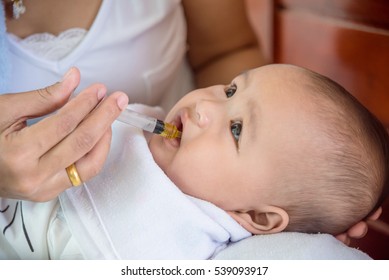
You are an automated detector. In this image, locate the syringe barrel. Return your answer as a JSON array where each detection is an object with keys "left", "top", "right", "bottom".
[{"left": 117, "top": 108, "right": 157, "bottom": 133}]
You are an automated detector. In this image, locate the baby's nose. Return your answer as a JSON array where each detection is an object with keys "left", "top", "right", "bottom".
[
  {"left": 195, "top": 99, "right": 223, "bottom": 128},
  {"left": 195, "top": 100, "right": 210, "bottom": 128}
]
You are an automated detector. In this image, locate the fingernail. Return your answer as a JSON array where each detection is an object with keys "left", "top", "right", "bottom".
[
  {"left": 116, "top": 94, "right": 128, "bottom": 110},
  {"left": 61, "top": 67, "right": 74, "bottom": 82},
  {"left": 97, "top": 87, "right": 106, "bottom": 100}
]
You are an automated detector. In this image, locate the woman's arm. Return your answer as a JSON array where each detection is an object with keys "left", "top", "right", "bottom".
[{"left": 182, "top": 0, "right": 265, "bottom": 87}]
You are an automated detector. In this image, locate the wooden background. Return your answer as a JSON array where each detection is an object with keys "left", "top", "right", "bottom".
[{"left": 246, "top": 0, "right": 389, "bottom": 259}]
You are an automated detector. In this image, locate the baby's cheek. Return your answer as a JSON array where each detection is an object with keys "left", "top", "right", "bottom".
[
  {"left": 165, "top": 166, "right": 188, "bottom": 193},
  {"left": 149, "top": 138, "right": 165, "bottom": 167}
]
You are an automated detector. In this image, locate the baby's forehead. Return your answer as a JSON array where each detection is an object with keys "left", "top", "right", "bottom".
[
  {"left": 249, "top": 65, "right": 314, "bottom": 92},
  {"left": 251, "top": 64, "right": 310, "bottom": 78},
  {"left": 246, "top": 65, "right": 317, "bottom": 103}
]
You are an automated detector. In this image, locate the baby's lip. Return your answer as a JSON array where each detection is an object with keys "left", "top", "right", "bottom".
[{"left": 172, "top": 109, "right": 188, "bottom": 135}]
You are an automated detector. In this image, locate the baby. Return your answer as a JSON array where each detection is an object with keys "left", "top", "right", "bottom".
[
  {"left": 150, "top": 63, "right": 389, "bottom": 236},
  {"left": 1, "top": 64, "right": 387, "bottom": 259}
]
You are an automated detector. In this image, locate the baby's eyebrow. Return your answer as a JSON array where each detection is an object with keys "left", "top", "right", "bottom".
[
  {"left": 238, "top": 70, "right": 250, "bottom": 83},
  {"left": 247, "top": 100, "right": 259, "bottom": 143}
]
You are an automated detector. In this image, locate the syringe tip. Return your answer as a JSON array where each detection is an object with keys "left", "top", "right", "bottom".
[{"left": 160, "top": 122, "right": 182, "bottom": 139}]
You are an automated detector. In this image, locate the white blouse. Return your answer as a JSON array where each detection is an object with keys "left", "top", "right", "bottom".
[{"left": 6, "top": 0, "right": 194, "bottom": 111}]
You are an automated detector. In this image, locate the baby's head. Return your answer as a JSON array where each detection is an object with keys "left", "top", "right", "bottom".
[{"left": 149, "top": 64, "right": 389, "bottom": 235}]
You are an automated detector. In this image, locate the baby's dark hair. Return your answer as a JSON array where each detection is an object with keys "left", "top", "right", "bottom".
[{"left": 280, "top": 68, "right": 389, "bottom": 235}]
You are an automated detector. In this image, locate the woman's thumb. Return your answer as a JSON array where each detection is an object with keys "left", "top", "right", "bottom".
[{"left": 12, "top": 67, "right": 80, "bottom": 119}]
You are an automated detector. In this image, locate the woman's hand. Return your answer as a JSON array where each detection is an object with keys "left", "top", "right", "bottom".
[
  {"left": 335, "top": 207, "right": 382, "bottom": 245},
  {"left": 0, "top": 68, "right": 129, "bottom": 201}
]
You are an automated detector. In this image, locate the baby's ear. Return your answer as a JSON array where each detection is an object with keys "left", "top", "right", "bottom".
[{"left": 227, "top": 206, "right": 289, "bottom": 235}]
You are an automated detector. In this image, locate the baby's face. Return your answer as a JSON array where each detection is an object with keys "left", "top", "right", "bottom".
[{"left": 149, "top": 64, "right": 316, "bottom": 212}]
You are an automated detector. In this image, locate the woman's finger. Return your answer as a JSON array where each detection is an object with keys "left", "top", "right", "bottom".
[
  {"left": 75, "top": 128, "right": 112, "bottom": 182},
  {"left": 24, "top": 83, "right": 107, "bottom": 157},
  {"left": 38, "top": 91, "right": 128, "bottom": 176},
  {"left": 0, "top": 68, "right": 80, "bottom": 131}
]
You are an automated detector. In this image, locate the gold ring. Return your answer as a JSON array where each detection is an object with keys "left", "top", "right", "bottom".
[{"left": 65, "top": 163, "right": 82, "bottom": 187}]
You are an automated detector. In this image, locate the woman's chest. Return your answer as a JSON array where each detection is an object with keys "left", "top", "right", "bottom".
[{"left": 5, "top": 0, "right": 102, "bottom": 38}]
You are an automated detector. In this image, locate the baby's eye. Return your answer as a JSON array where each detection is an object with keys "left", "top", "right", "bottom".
[
  {"left": 224, "top": 83, "right": 237, "bottom": 98},
  {"left": 230, "top": 121, "right": 242, "bottom": 145}
]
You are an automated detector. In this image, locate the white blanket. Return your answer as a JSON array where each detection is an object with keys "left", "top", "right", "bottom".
[
  {"left": 59, "top": 105, "right": 251, "bottom": 259},
  {"left": 213, "top": 232, "right": 371, "bottom": 260}
]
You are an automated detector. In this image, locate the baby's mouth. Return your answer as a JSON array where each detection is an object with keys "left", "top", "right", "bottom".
[
  {"left": 175, "top": 115, "right": 183, "bottom": 144},
  {"left": 166, "top": 114, "right": 183, "bottom": 147}
]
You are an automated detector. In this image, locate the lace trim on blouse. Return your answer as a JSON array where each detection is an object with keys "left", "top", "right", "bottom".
[{"left": 8, "top": 28, "right": 87, "bottom": 60}]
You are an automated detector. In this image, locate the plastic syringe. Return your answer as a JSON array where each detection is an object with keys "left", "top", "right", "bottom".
[{"left": 117, "top": 108, "right": 181, "bottom": 139}]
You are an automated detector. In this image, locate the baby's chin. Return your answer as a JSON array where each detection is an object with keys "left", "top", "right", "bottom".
[
  {"left": 148, "top": 135, "right": 168, "bottom": 171},
  {"left": 148, "top": 134, "right": 159, "bottom": 159}
]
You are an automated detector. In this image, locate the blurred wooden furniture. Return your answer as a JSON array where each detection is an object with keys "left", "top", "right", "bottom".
[{"left": 246, "top": 0, "right": 389, "bottom": 259}]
